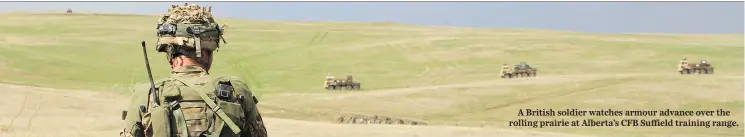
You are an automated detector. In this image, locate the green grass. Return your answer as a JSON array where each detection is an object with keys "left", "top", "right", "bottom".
[
  {"left": 0, "top": 13, "right": 741, "bottom": 94},
  {"left": 0, "top": 12, "right": 742, "bottom": 136}
]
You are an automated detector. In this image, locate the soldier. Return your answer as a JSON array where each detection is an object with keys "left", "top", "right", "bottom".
[
  {"left": 500, "top": 64, "right": 510, "bottom": 77},
  {"left": 326, "top": 73, "right": 335, "bottom": 79},
  {"left": 678, "top": 57, "right": 689, "bottom": 71},
  {"left": 324, "top": 73, "right": 334, "bottom": 89},
  {"left": 120, "top": 3, "right": 267, "bottom": 137}
]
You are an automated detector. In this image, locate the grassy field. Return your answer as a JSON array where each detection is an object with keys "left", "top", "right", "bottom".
[{"left": 0, "top": 12, "right": 742, "bottom": 137}]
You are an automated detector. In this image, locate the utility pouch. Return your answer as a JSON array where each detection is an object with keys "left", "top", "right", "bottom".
[{"left": 150, "top": 105, "right": 173, "bottom": 137}]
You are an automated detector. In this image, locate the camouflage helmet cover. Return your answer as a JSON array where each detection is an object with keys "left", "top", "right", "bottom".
[{"left": 155, "top": 3, "right": 225, "bottom": 62}]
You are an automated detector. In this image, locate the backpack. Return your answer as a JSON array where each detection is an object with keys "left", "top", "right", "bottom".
[{"left": 139, "top": 76, "right": 266, "bottom": 137}]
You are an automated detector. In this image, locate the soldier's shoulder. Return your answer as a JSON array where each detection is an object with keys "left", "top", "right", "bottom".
[
  {"left": 211, "top": 75, "right": 253, "bottom": 92},
  {"left": 211, "top": 75, "right": 248, "bottom": 84}
]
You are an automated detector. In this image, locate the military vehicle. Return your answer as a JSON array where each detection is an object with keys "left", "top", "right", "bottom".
[
  {"left": 337, "top": 114, "right": 427, "bottom": 126},
  {"left": 501, "top": 63, "right": 537, "bottom": 79},
  {"left": 325, "top": 75, "right": 361, "bottom": 90},
  {"left": 680, "top": 60, "right": 714, "bottom": 74},
  {"left": 694, "top": 60, "right": 714, "bottom": 74}
]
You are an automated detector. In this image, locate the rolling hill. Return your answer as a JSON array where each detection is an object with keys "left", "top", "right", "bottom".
[{"left": 0, "top": 12, "right": 742, "bottom": 137}]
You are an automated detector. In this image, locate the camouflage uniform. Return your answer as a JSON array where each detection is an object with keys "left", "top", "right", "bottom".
[
  {"left": 678, "top": 58, "right": 688, "bottom": 71},
  {"left": 121, "top": 3, "right": 267, "bottom": 137},
  {"left": 121, "top": 66, "right": 267, "bottom": 137},
  {"left": 326, "top": 73, "right": 335, "bottom": 79},
  {"left": 500, "top": 64, "right": 510, "bottom": 77}
]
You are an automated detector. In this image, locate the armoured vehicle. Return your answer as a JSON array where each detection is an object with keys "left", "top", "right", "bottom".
[
  {"left": 337, "top": 114, "right": 427, "bottom": 126},
  {"left": 680, "top": 60, "right": 714, "bottom": 74},
  {"left": 325, "top": 75, "right": 361, "bottom": 90},
  {"left": 502, "top": 62, "right": 537, "bottom": 79},
  {"left": 679, "top": 63, "right": 694, "bottom": 74}
]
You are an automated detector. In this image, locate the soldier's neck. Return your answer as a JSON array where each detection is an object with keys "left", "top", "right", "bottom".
[
  {"left": 172, "top": 57, "right": 198, "bottom": 69},
  {"left": 172, "top": 63, "right": 209, "bottom": 74},
  {"left": 172, "top": 64, "right": 209, "bottom": 76}
]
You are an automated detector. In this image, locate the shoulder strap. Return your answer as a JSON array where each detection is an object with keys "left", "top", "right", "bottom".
[{"left": 169, "top": 77, "right": 243, "bottom": 134}]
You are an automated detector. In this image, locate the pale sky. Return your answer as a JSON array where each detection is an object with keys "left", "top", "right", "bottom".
[{"left": 0, "top": 2, "right": 742, "bottom": 34}]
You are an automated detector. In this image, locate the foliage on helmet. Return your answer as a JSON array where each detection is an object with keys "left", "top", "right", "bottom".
[{"left": 154, "top": 3, "right": 226, "bottom": 62}]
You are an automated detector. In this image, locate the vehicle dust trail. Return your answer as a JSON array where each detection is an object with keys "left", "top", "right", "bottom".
[{"left": 0, "top": 83, "right": 594, "bottom": 137}]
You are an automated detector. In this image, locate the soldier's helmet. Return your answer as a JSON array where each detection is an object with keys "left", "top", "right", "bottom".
[{"left": 154, "top": 3, "right": 225, "bottom": 62}]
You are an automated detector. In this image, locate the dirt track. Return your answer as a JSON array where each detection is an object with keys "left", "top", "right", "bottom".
[{"left": 0, "top": 83, "right": 593, "bottom": 137}]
